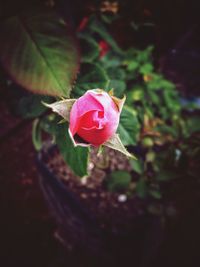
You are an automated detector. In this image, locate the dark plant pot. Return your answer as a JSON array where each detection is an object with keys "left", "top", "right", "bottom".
[{"left": 36, "top": 144, "right": 164, "bottom": 267}]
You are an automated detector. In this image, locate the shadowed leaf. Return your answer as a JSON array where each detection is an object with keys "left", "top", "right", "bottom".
[
  {"left": 73, "top": 63, "right": 109, "bottom": 97},
  {"left": 32, "top": 118, "right": 42, "bottom": 151},
  {"left": 117, "top": 106, "right": 140, "bottom": 146},
  {"left": 55, "top": 123, "right": 89, "bottom": 177},
  {"left": 107, "top": 171, "right": 131, "bottom": 192},
  {"left": 0, "top": 11, "right": 79, "bottom": 96}
]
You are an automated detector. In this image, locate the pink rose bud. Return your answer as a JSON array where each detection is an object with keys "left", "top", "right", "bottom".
[{"left": 69, "top": 89, "right": 122, "bottom": 146}]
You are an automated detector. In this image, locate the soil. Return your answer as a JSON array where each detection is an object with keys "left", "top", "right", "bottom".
[
  {"left": 1, "top": 85, "right": 200, "bottom": 266},
  {"left": 41, "top": 144, "right": 145, "bottom": 234},
  {"left": 38, "top": 144, "right": 165, "bottom": 267},
  {"left": 1, "top": 100, "right": 200, "bottom": 267},
  {"left": 0, "top": 83, "right": 23, "bottom": 139}
]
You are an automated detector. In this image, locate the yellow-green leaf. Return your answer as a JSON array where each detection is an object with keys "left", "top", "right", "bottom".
[{"left": 0, "top": 11, "right": 79, "bottom": 97}]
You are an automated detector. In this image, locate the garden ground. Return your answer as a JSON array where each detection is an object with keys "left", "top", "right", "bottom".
[{"left": 0, "top": 84, "right": 200, "bottom": 267}]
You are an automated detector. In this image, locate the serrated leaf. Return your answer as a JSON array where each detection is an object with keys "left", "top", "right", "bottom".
[
  {"left": 104, "top": 133, "right": 136, "bottom": 159},
  {"left": 107, "top": 171, "right": 132, "bottom": 192},
  {"left": 55, "top": 123, "right": 89, "bottom": 177},
  {"left": 43, "top": 98, "right": 76, "bottom": 121},
  {"left": 0, "top": 11, "right": 79, "bottom": 97},
  {"left": 117, "top": 106, "right": 140, "bottom": 146},
  {"left": 32, "top": 118, "right": 42, "bottom": 151}
]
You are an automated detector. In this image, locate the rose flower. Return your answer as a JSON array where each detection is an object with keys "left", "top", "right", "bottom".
[{"left": 69, "top": 89, "right": 123, "bottom": 146}]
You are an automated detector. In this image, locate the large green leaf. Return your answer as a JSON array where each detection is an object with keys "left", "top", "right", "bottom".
[
  {"left": 117, "top": 106, "right": 140, "bottom": 146},
  {"left": 0, "top": 11, "right": 79, "bottom": 97},
  {"left": 55, "top": 123, "right": 89, "bottom": 177},
  {"left": 40, "top": 115, "right": 89, "bottom": 177}
]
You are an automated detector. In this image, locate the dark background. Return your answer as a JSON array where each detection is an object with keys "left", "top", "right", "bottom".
[{"left": 0, "top": 0, "right": 200, "bottom": 266}]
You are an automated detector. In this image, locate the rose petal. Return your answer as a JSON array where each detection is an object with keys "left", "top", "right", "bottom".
[
  {"left": 69, "top": 89, "right": 122, "bottom": 146},
  {"left": 80, "top": 110, "right": 107, "bottom": 130},
  {"left": 69, "top": 92, "right": 104, "bottom": 135}
]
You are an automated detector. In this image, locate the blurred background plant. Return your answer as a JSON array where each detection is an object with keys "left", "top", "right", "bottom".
[{"left": 0, "top": 0, "right": 200, "bottom": 211}]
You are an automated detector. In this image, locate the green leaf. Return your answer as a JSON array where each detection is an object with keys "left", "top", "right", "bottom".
[
  {"left": 17, "top": 95, "right": 52, "bottom": 119},
  {"left": 100, "top": 14, "right": 119, "bottom": 24},
  {"left": 41, "top": 114, "right": 89, "bottom": 177},
  {"left": 127, "top": 87, "right": 144, "bottom": 102},
  {"left": 106, "top": 79, "right": 126, "bottom": 97},
  {"left": 139, "top": 63, "right": 153, "bottom": 75},
  {"left": 0, "top": 11, "right": 79, "bottom": 97},
  {"left": 127, "top": 61, "right": 139, "bottom": 71},
  {"left": 105, "top": 68, "right": 126, "bottom": 96},
  {"left": 88, "top": 16, "right": 122, "bottom": 54},
  {"left": 136, "top": 178, "right": 147, "bottom": 198},
  {"left": 147, "top": 90, "right": 160, "bottom": 105},
  {"left": 73, "top": 63, "right": 109, "bottom": 97},
  {"left": 100, "top": 51, "right": 122, "bottom": 69},
  {"left": 185, "top": 116, "right": 200, "bottom": 136},
  {"left": 156, "top": 170, "right": 177, "bottom": 181},
  {"left": 130, "top": 158, "right": 144, "bottom": 174},
  {"left": 32, "top": 119, "right": 42, "bottom": 151},
  {"left": 149, "top": 189, "right": 162, "bottom": 199},
  {"left": 136, "top": 46, "right": 153, "bottom": 62},
  {"left": 155, "top": 124, "right": 178, "bottom": 138},
  {"left": 106, "top": 67, "right": 126, "bottom": 80},
  {"left": 55, "top": 123, "right": 89, "bottom": 177},
  {"left": 40, "top": 114, "right": 58, "bottom": 135},
  {"left": 107, "top": 171, "right": 132, "bottom": 192},
  {"left": 104, "top": 133, "right": 136, "bottom": 159},
  {"left": 117, "top": 106, "right": 140, "bottom": 146},
  {"left": 147, "top": 74, "right": 175, "bottom": 91},
  {"left": 78, "top": 34, "right": 99, "bottom": 62}
]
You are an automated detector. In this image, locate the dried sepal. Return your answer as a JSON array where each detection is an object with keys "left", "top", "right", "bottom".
[
  {"left": 104, "top": 133, "right": 136, "bottom": 159},
  {"left": 43, "top": 99, "right": 76, "bottom": 121},
  {"left": 111, "top": 95, "right": 126, "bottom": 112}
]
